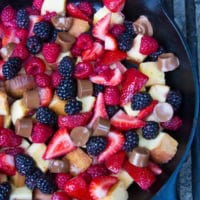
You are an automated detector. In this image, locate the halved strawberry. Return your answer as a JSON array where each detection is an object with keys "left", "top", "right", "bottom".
[
  {"left": 92, "top": 13, "right": 111, "bottom": 41},
  {"left": 104, "top": 86, "right": 120, "bottom": 106},
  {"left": 58, "top": 112, "right": 93, "bottom": 130},
  {"left": 110, "top": 62, "right": 127, "bottom": 74},
  {"left": 123, "top": 160, "right": 156, "bottom": 190},
  {"left": 0, "top": 152, "right": 16, "bottom": 176},
  {"left": 104, "top": 34, "right": 118, "bottom": 50},
  {"left": 110, "top": 110, "right": 145, "bottom": 130},
  {"left": 0, "top": 60, "right": 5, "bottom": 80},
  {"left": 28, "top": 15, "right": 43, "bottom": 36},
  {"left": 148, "top": 162, "right": 162, "bottom": 175},
  {"left": 120, "top": 68, "right": 149, "bottom": 106},
  {"left": 89, "top": 176, "right": 118, "bottom": 200},
  {"left": 43, "top": 128, "right": 76, "bottom": 160},
  {"left": 97, "top": 130, "right": 125, "bottom": 162},
  {"left": 103, "top": 0, "right": 125, "bottom": 12},
  {"left": 38, "top": 87, "right": 53, "bottom": 106}
]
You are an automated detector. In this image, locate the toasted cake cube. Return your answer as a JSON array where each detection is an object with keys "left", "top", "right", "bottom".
[{"left": 0, "top": 91, "right": 9, "bottom": 115}]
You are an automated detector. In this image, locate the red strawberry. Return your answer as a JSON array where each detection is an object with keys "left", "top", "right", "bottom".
[
  {"left": 120, "top": 68, "right": 148, "bottom": 106},
  {"left": 104, "top": 86, "right": 120, "bottom": 106},
  {"left": 78, "top": 1, "right": 94, "bottom": 17},
  {"left": 0, "top": 152, "right": 16, "bottom": 175},
  {"left": 87, "top": 164, "right": 110, "bottom": 178},
  {"left": 15, "top": 28, "right": 29, "bottom": 43},
  {"left": 105, "top": 150, "right": 126, "bottom": 174},
  {"left": 33, "top": 0, "right": 44, "bottom": 11},
  {"left": 74, "top": 61, "right": 94, "bottom": 79},
  {"left": 51, "top": 71, "right": 62, "bottom": 88},
  {"left": 89, "top": 176, "right": 118, "bottom": 200},
  {"left": 51, "top": 191, "right": 70, "bottom": 200},
  {"left": 0, "top": 60, "right": 5, "bottom": 80},
  {"left": 88, "top": 93, "right": 108, "bottom": 128},
  {"left": 1, "top": 5, "right": 16, "bottom": 24},
  {"left": 58, "top": 112, "right": 93, "bottom": 130},
  {"left": 97, "top": 50, "right": 127, "bottom": 66},
  {"left": 140, "top": 36, "right": 159, "bottom": 55},
  {"left": 38, "top": 87, "right": 53, "bottom": 106},
  {"left": 92, "top": 13, "right": 111, "bottom": 41},
  {"left": 76, "top": 33, "right": 94, "bottom": 51},
  {"left": 55, "top": 173, "right": 72, "bottom": 190},
  {"left": 43, "top": 128, "right": 76, "bottom": 160},
  {"left": 110, "top": 61, "right": 127, "bottom": 74},
  {"left": 35, "top": 73, "right": 51, "bottom": 88},
  {"left": 12, "top": 43, "right": 30, "bottom": 60},
  {"left": 110, "top": 24, "right": 125, "bottom": 38},
  {"left": 4, "top": 147, "right": 24, "bottom": 156},
  {"left": 79, "top": 171, "right": 92, "bottom": 184},
  {"left": 97, "top": 130, "right": 125, "bottom": 162},
  {"left": 104, "top": 34, "right": 118, "bottom": 50},
  {"left": 160, "top": 116, "right": 182, "bottom": 131},
  {"left": 148, "top": 162, "right": 162, "bottom": 175},
  {"left": 66, "top": 3, "right": 91, "bottom": 23},
  {"left": 103, "top": 0, "right": 125, "bottom": 12},
  {"left": 123, "top": 160, "right": 156, "bottom": 190},
  {"left": 110, "top": 110, "right": 145, "bottom": 130}
]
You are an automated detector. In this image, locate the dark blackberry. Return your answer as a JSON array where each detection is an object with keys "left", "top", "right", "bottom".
[
  {"left": 142, "top": 121, "right": 159, "bottom": 139},
  {"left": 117, "top": 33, "right": 133, "bottom": 51},
  {"left": 16, "top": 8, "right": 29, "bottom": 29},
  {"left": 56, "top": 78, "right": 77, "bottom": 100},
  {"left": 146, "top": 47, "right": 165, "bottom": 61},
  {"left": 131, "top": 92, "right": 152, "bottom": 110},
  {"left": 93, "top": 84, "right": 105, "bottom": 97},
  {"left": 123, "top": 130, "right": 139, "bottom": 152},
  {"left": 2, "top": 57, "right": 22, "bottom": 80},
  {"left": 86, "top": 136, "right": 107, "bottom": 156},
  {"left": 166, "top": 90, "right": 182, "bottom": 111},
  {"left": 124, "top": 20, "right": 136, "bottom": 37},
  {"left": 49, "top": 28, "right": 60, "bottom": 42},
  {"left": 65, "top": 98, "right": 82, "bottom": 115},
  {"left": 0, "top": 182, "right": 11, "bottom": 200},
  {"left": 58, "top": 56, "right": 75, "bottom": 78},
  {"left": 106, "top": 105, "right": 121, "bottom": 118},
  {"left": 26, "top": 36, "right": 42, "bottom": 54},
  {"left": 15, "top": 153, "right": 36, "bottom": 176},
  {"left": 36, "top": 107, "right": 57, "bottom": 126}
]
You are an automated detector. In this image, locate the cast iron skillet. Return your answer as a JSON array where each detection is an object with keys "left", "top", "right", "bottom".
[{"left": 1, "top": 0, "right": 199, "bottom": 199}]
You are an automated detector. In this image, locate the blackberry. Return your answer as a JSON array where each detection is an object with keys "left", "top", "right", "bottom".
[
  {"left": 166, "top": 90, "right": 182, "bottom": 111},
  {"left": 65, "top": 98, "right": 82, "bottom": 115},
  {"left": 26, "top": 36, "right": 42, "bottom": 54},
  {"left": 118, "top": 33, "right": 133, "bottom": 51},
  {"left": 124, "top": 20, "right": 136, "bottom": 37},
  {"left": 2, "top": 57, "right": 22, "bottom": 80},
  {"left": 58, "top": 56, "right": 75, "bottom": 78},
  {"left": 86, "top": 136, "right": 107, "bottom": 156},
  {"left": 131, "top": 92, "right": 152, "bottom": 110},
  {"left": 36, "top": 107, "right": 57, "bottom": 126},
  {"left": 15, "top": 153, "right": 36, "bottom": 176},
  {"left": 16, "top": 9, "right": 29, "bottom": 29},
  {"left": 123, "top": 130, "right": 139, "bottom": 152},
  {"left": 93, "top": 84, "right": 105, "bottom": 97},
  {"left": 106, "top": 105, "right": 121, "bottom": 118},
  {"left": 49, "top": 28, "right": 60, "bottom": 42},
  {"left": 56, "top": 78, "right": 77, "bottom": 100},
  {"left": 146, "top": 47, "right": 165, "bottom": 61},
  {"left": 142, "top": 121, "right": 159, "bottom": 139},
  {"left": 0, "top": 182, "right": 11, "bottom": 200}
]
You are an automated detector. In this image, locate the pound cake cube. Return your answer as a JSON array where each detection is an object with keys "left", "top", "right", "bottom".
[
  {"left": 9, "top": 186, "right": 32, "bottom": 200},
  {"left": 0, "top": 91, "right": 9, "bottom": 115}
]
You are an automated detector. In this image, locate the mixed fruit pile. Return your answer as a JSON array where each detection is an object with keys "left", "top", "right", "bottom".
[{"left": 0, "top": 0, "right": 183, "bottom": 199}]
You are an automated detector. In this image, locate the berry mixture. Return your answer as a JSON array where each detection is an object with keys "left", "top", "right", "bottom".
[{"left": 0, "top": 0, "right": 182, "bottom": 199}]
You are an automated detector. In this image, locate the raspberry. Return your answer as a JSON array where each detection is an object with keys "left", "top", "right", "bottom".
[
  {"left": 43, "top": 11, "right": 57, "bottom": 21},
  {"left": 75, "top": 33, "right": 94, "bottom": 51},
  {"left": 51, "top": 71, "right": 62, "bottom": 88},
  {"left": 71, "top": 45, "right": 82, "bottom": 57},
  {"left": 1, "top": 5, "right": 16, "bottom": 23},
  {"left": 12, "top": 43, "right": 30, "bottom": 60},
  {"left": 24, "top": 56, "right": 46, "bottom": 75},
  {"left": 104, "top": 86, "right": 120, "bottom": 106},
  {"left": 5, "top": 147, "right": 24, "bottom": 156},
  {"left": 52, "top": 191, "right": 70, "bottom": 200},
  {"left": 31, "top": 122, "right": 53, "bottom": 143},
  {"left": 77, "top": 1, "right": 93, "bottom": 17},
  {"left": 79, "top": 171, "right": 92, "bottom": 184},
  {"left": 15, "top": 28, "right": 28, "bottom": 43},
  {"left": 160, "top": 116, "right": 183, "bottom": 131},
  {"left": 140, "top": 36, "right": 159, "bottom": 55},
  {"left": 26, "top": 6, "right": 40, "bottom": 15},
  {"left": 55, "top": 173, "right": 72, "bottom": 190},
  {"left": 42, "top": 42, "right": 61, "bottom": 63},
  {"left": 87, "top": 164, "right": 110, "bottom": 178},
  {"left": 35, "top": 73, "right": 51, "bottom": 88},
  {"left": 110, "top": 24, "right": 125, "bottom": 38},
  {"left": 33, "top": 0, "right": 44, "bottom": 11},
  {"left": 74, "top": 61, "right": 93, "bottom": 79}
]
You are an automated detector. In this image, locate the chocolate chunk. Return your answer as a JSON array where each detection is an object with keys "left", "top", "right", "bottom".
[
  {"left": 51, "top": 15, "right": 73, "bottom": 31},
  {"left": 15, "top": 118, "right": 33, "bottom": 138},
  {"left": 23, "top": 89, "right": 40, "bottom": 109},
  {"left": 33, "top": 189, "right": 52, "bottom": 200},
  {"left": 93, "top": 117, "right": 110, "bottom": 136},
  {"left": 77, "top": 79, "right": 93, "bottom": 98},
  {"left": 48, "top": 159, "right": 69, "bottom": 173},
  {"left": 129, "top": 147, "right": 150, "bottom": 167},
  {"left": 70, "top": 126, "right": 90, "bottom": 147},
  {"left": 0, "top": 43, "right": 16, "bottom": 61}
]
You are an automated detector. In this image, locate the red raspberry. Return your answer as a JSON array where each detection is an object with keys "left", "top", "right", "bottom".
[
  {"left": 31, "top": 122, "right": 53, "bottom": 143},
  {"left": 79, "top": 171, "right": 92, "bottom": 184},
  {"left": 5, "top": 147, "right": 24, "bottom": 156},
  {"left": 71, "top": 45, "right": 82, "bottom": 57},
  {"left": 12, "top": 43, "right": 30, "bottom": 60},
  {"left": 95, "top": 65, "right": 114, "bottom": 81},
  {"left": 55, "top": 173, "right": 72, "bottom": 190},
  {"left": 52, "top": 191, "right": 70, "bottom": 200},
  {"left": 15, "top": 28, "right": 29, "bottom": 43},
  {"left": 77, "top": 1, "right": 93, "bottom": 17},
  {"left": 140, "top": 36, "right": 159, "bottom": 55},
  {"left": 1, "top": 5, "right": 16, "bottom": 24},
  {"left": 110, "top": 24, "right": 125, "bottom": 37},
  {"left": 42, "top": 42, "right": 61, "bottom": 63},
  {"left": 35, "top": 73, "right": 51, "bottom": 87},
  {"left": 75, "top": 33, "right": 94, "bottom": 51},
  {"left": 160, "top": 116, "right": 183, "bottom": 131},
  {"left": 33, "top": 0, "right": 44, "bottom": 11},
  {"left": 74, "top": 61, "right": 93, "bottom": 79},
  {"left": 43, "top": 11, "right": 57, "bottom": 21},
  {"left": 87, "top": 164, "right": 110, "bottom": 178},
  {"left": 26, "top": 6, "right": 40, "bottom": 15},
  {"left": 104, "top": 86, "right": 120, "bottom": 105},
  {"left": 24, "top": 56, "right": 46, "bottom": 75},
  {"left": 51, "top": 71, "right": 62, "bottom": 88}
]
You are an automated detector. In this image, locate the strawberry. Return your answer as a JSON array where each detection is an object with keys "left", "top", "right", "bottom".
[
  {"left": 51, "top": 71, "right": 62, "bottom": 88},
  {"left": 38, "top": 87, "right": 53, "bottom": 106},
  {"left": 97, "top": 50, "right": 127, "bottom": 66},
  {"left": 43, "top": 128, "right": 76, "bottom": 160},
  {"left": 105, "top": 150, "right": 126, "bottom": 174},
  {"left": 160, "top": 115, "right": 183, "bottom": 131},
  {"left": 97, "top": 130, "right": 125, "bottom": 162},
  {"left": 2, "top": 27, "right": 19, "bottom": 47},
  {"left": 110, "top": 61, "right": 127, "bottom": 74},
  {"left": 140, "top": 36, "right": 159, "bottom": 55},
  {"left": 66, "top": 3, "right": 91, "bottom": 23},
  {"left": 78, "top": 1, "right": 94, "bottom": 17},
  {"left": 89, "top": 176, "right": 118, "bottom": 200},
  {"left": 0, "top": 152, "right": 16, "bottom": 176},
  {"left": 51, "top": 191, "right": 70, "bottom": 200},
  {"left": 33, "top": 0, "right": 44, "bottom": 11},
  {"left": 104, "top": 86, "right": 120, "bottom": 106},
  {"left": 87, "top": 164, "right": 110, "bottom": 178},
  {"left": 55, "top": 173, "right": 72, "bottom": 190},
  {"left": 120, "top": 68, "right": 148, "bottom": 106},
  {"left": 0, "top": 60, "right": 5, "bottom": 80},
  {"left": 92, "top": 13, "right": 111, "bottom": 41},
  {"left": 103, "top": 0, "right": 125, "bottom": 12},
  {"left": 74, "top": 61, "right": 94, "bottom": 79},
  {"left": 148, "top": 162, "right": 162, "bottom": 175},
  {"left": 123, "top": 160, "right": 156, "bottom": 190},
  {"left": 110, "top": 110, "right": 145, "bottom": 130},
  {"left": 15, "top": 28, "right": 29, "bottom": 43},
  {"left": 35, "top": 73, "right": 51, "bottom": 88},
  {"left": 87, "top": 93, "right": 108, "bottom": 128},
  {"left": 58, "top": 112, "right": 93, "bottom": 130},
  {"left": 1, "top": 5, "right": 16, "bottom": 24},
  {"left": 11, "top": 43, "right": 30, "bottom": 60},
  {"left": 76, "top": 33, "right": 94, "bottom": 51},
  {"left": 110, "top": 24, "right": 125, "bottom": 38},
  {"left": 104, "top": 34, "right": 118, "bottom": 50}
]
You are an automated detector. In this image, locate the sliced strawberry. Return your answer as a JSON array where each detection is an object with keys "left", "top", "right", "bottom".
[
  {"left": 123, "top": 160, "right": 156, "bottom": 190},
  {"left": 110, "top": 110, "right": 145, "bottom": 130},
  {"left": 0, "top": 60, "right": 5, "bottom": 80},
  {"left": 0, "top": 152, "right": 16, "bottom": 176},
  {"left": 104, "top": 86, "right": 120, "bottom": 106},
  {"left": 28, "top": 15, "right": 43, "bottom": 36},
  {"left": 105, "top": 150, "right": 126, "bottom": 174},
  {"left": 87, "top": 164, "right": 110, "bottom": 179},
  {"left": 104, "top": 34, "right": 118, "bottom": 50},
  {"left": 43, "top": 128, "right": 76, "bottom": 160},
  {"left": 38, "top": 87, "right": 53, "bottom": 106},
  {"left": 97, "top": 50, "right": 127, "bottom": 66},
  {"left": 58, "top": 112, "right": 93, "bottom": 130},
  {"left": 110, "top": 62, "right": 127, "bottom": 74},
  {"left": 97, "top": 130, "right": 125, "bottom": 162},
  {"left": 148, "top": 162, "right": 162, "bottom": 175},
  {"left": 140, "top": 36, "right": 159, "bottom": 55},
  {"left": 89, "top": 176, "right": 118, "bottom": 200},
  {"left": 103, "top": 0, "right": 125, "bottom": 12},
  {"left": 2, "top": 27, "right": 19, "bottom": 47},
  {"left": 92, "top": 13, "right": 111, "bottom": 41},
  {"left": 120, "top": 68, "right": 149, "bottom": 106}
]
